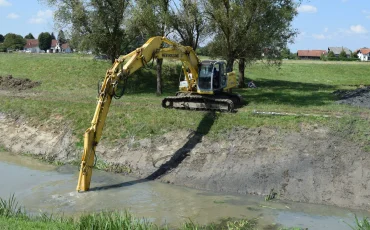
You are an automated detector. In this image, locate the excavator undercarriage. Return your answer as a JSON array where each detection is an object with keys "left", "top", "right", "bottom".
[{"left": 162, "top": 92, "right": 243, "bottom": 112}]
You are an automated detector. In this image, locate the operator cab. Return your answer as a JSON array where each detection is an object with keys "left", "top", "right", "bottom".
[{"left": 198, "top": 60, "right": 227, "bottom": 93}]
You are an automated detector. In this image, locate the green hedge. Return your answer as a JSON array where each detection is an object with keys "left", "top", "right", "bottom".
[{"left": 327, "top": 57, "right": 359, "bottom": 62}]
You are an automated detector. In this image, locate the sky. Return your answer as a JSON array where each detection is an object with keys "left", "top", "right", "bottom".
[{"left": 0, "top": 0, "right": 369, "bottom": 52}]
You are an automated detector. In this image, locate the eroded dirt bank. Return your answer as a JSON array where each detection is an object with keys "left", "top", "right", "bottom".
[{"left": 1, "top": 113, "right": 370, "bottom": 210}]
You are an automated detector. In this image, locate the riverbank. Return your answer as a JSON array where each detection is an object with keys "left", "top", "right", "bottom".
[
  {"left": 1, "top": 112, "right": 370, "bottom": 211},
  {"left": 1, "top": 54, "right": 370, "bottom": 211},
  {"left": 1, "top": 152, "right": 369, "bottom": 230}
]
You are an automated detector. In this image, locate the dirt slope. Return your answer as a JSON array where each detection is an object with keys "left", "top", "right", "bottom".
[{"left": 1, "top": 113, "right": 370, "bottom": 210}]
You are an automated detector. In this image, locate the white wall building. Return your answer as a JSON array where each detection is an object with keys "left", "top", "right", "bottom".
[
  {"left": 24, "top": 39, "right": 41, "bottom": 53},
  {"left": 356, "top": 48, "right": 370, "bottom": 61}
]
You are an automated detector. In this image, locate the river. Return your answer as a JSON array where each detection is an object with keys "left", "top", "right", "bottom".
[{"left": 0, "top": 151, "right": 367, "bottom": 229}]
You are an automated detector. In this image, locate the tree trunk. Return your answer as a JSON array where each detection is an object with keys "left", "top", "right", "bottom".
[
  {"left": 156, "top": 58, "right": 163, "bottom": 95},
  {"left": 238, "top": 58, "right": 245, "bottom": 88},
  {"left": 226, "top": 57, "right": 234, "bottom": 72}
]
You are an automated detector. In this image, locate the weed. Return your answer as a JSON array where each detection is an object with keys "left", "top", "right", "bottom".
[
  {"left": 0, "top": 194, "right": 26, "bottom": 218},
  {"left": 349, "top": 216, "right": 370, "bottom": 230},
  {"left": 265, "top": 189, "right": 278, "bottom": 201}
]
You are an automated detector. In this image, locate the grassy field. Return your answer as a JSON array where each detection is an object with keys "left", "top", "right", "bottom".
[{"left": 1, "top": 53, "right": 370, "bottom": 149}]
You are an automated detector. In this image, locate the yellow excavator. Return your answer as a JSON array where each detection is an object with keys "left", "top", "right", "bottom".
[{"left": 76, "top": 36, "right": 242, "bottom": 191}]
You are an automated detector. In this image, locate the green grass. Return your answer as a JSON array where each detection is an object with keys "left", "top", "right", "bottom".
[
  {"left": 1, "top": 53, "right": 370, "bottom": 149},
  {"left": 349, "top": 216, "right": 370, "bottom": 230},
  {"left": 0, "top": 195, "right": 261, "bottom": 230}
]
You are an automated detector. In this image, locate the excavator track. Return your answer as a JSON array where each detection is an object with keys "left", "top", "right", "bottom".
[{"left": 162, "top": 93, "right": 241, "bottom": 112}]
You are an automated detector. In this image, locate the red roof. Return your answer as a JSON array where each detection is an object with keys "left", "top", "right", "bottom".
[
  {"left": 358, "top": 48, "right": 370, "bottom": 55},
  {"left": 24, "top": 39, "right": 39, "bottom": 49},
  {"left": 51, "top": 39, "right": 58, "bottom": 47},
  {"left": 61, "top": 43, "right": 70, "bottom": 49},
  {"left": 297, "top": 50, "right": 327, "bottom": 57}
]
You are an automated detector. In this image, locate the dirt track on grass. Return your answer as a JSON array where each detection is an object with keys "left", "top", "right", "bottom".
[{"left": 1, "top": 113, "right": 370, "bottom": 210}]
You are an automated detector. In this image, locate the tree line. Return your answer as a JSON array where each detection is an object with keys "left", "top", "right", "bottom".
[
  {"left": 10, "top": 0, "right": 298, "bottom": 92},
  {"left": 0, "top": 30, "right": 68, "bottom": 52}
]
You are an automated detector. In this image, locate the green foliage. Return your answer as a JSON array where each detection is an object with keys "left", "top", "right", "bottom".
[
  {"left": 339, "top": 50, "right": 348, "bottom": 58},
  {"left": 320, "top": 54, "right": 327, "bottom": 61},
  {"left": 0, "top": 44, "right": 6, "bottom": 52},
  {"left": 168, "top": 0, "right": 207, "bottom": 50},
  {"left": 3, "top": 33, "right": 26, "bottom": 50},
  {"left": 50, "top": 32, "right": 56, "bottom": 40},
  {"left": 78, "top": 211, "right": 157, "bottom": 229},
  {"left": 57, "top": 30, "right": 67, "bottom": 44},
  {"left": 352, "top": 52, "right": 359, "bottom": 59},
  {"left": 0, "top": 34, "right": 4, "bottom": 43},
  {"left": 281, "top": 48, "right": 292, "bottom": 59},
  {"left": 327, "top": 57, "right": 359, "bottom": 62},
  {"left": 25, "top": 33, "right": 35, "bottom": 39},
  {"left": 0, "top": 194, "right": 26, "bottom": 218},
  {"left": 349, "top": 216, "right": 370, "bottom": 230},
  {"left": 38, "top": 32, "right": 52, "bottom": 51},
  {"left": 204, "top": 0, "right": 299, "bottom": 64},
  {"left": 327, "top": 51, "right": 335, "bottom": 58},
  {"left": 44, "top": 0, "right": 131, "bottom": 62}
]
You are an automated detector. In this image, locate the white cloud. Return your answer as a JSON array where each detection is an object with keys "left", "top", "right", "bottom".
[
  {"left": 312, "top": 34, "right": 326, "bottom": 40},
  {"left": 362, "top": 10, "right": 370, "bottom": 19},
  {"left": 0, "top": 0, "right": 11, "bottom": 7},
  {"left": 350, "top": 25, "right": 368, "bottom": 34},
  {"left": 324, "top": 28, "right": 329, "bottom": 33},
  {"left": 37, "top": 9, "right": 53, "bottom": 18},
  {"left": 297, "top": 5, "right": 317, "bottom": 13},
  {"left": 7, "top": 13, "right": 19, "bottom": 19},
  {"left": 28, "top": 10, "right": 53, "bottom": 24}
]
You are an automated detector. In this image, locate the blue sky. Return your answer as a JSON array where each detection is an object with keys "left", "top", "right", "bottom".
[{"left": 0, "top": 0, "right": 369, "bottom": 52}]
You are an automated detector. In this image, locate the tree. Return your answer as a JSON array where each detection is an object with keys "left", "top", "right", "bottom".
[
  {"left": 43, "top": 0, "right": 130, "bottom": 63},
  {"left": 281, "top": 48, "right": 291, "bottom": 59},
  {"left": 328, "top": 51, "right": 335, "bottom": 58},
  {"left": 169, "top": 0, "right": 207, "bottom": 51},
  {"left": 203, "top": 0, "right": 299, "bottom": 88},
  {"left": 38, "top": 32, "right": 52, "bottom": 51},
  {"left": 131, "top": 0, "right": 171, "bottom": 95},
  {"left": 351, "top": 51, "right": 358, "bottom": 59},
  {"left": 0, "top": 34, "right": 4, "bottom": 43},
  {"left": 51, "top": 32, "right": 56, "bottom": 40},
  {"left": 3, "top": 33, "right": 26, "bottom": 50},
  {"left": 24, "top": 33, "right": 35, "bottom": 39},
  {"left": 339, "top": 49, "right": 347, "bottom": 59},
  {"left": 57, "top": 30, "right": 67, "bottom": 44}
]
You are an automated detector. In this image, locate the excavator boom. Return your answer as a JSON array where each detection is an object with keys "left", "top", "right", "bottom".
[{"left": 76, "top": 36, "right": 241, "bottom": 192}]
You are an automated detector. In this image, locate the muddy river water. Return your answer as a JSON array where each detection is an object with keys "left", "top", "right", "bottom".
[{"left": 0, "top": 151, "right": 368, "bottom": 229}]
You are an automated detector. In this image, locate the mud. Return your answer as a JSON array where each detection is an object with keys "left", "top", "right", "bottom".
[
  {"left": 334, "top": 86, "right": 370, "bottom": 108},
  {"left": 0, "top": 75, "right": 41, "bottom": 91},
  {"left": 1, "top": 113, "right": 370, "bottom": 210}
]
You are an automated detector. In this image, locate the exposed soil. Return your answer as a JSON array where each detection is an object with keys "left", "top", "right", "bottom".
[
  {"left": 334, "top": 86, "right": 370, "bottom": 108},
  {"left": 0, "top": 75, "right": 41, "bottom": 91},
  {"left": 1, "top": 113, "right": 370, "bottom": 210}
]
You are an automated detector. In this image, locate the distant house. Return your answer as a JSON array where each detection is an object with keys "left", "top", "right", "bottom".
[
  {"left": 24, "top": 39, "right": 41, "bottom": 53},
  {"left": 355, "top": 48, "right": 370, "bottom": 61},
  {"left": 50, "top": 39, "right": 58, "bottom": 53},
  {"left": 51, "top": 39, "right": 72, "bottom": 53},
  {"left": 328, "top": 47, "right": 351, "bottom": 57},
  {"left": 297, "top": 50, "right": 327, "bottom": 59},
  {"left": 61, "top": 43, "right": 72, "bottom": 53}
]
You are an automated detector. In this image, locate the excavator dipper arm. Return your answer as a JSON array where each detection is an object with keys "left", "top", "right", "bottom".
[{"left": 76, "top": 36, "right": 200, "bottom": 192}]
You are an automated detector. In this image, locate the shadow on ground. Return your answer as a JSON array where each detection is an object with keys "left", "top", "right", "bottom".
[
  {"left": 90, "top": 111, "right": 216, "bottom": 191},
  {"left": 236, "top": 78, "right": 337, "bottom": 107}
]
